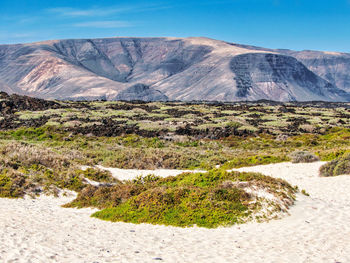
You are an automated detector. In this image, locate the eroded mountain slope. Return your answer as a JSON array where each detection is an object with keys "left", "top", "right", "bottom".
[{"left": 0, "top": 37, "right": 349, "bottom": 101}]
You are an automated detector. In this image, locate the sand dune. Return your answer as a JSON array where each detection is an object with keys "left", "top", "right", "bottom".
[{"left": 1, "top": 162, "right": 350, "bottom": 263}]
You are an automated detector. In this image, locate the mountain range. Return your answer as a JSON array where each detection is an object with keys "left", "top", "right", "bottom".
[{"left": 0, "top": 37, "right": 349, "bottom": 102}]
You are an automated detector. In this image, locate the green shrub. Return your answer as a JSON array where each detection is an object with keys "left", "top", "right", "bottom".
[
  {"left": 320, "top": 150, "right": 350, "bottom": 161},
  {"left": 320, "top": 153, "right": 350, "bottom": 177},
  {"left": 92, "top": 185, "right": 250, "bottom": 228},
  {"left": 0, "top": 142, "right": 110, "bottom": 197},
  {"left": 88, "top": 170, "right": 296, "bottom": 228},
  {"left": 0, "top": 170, "right": 25, "bottom": 198},
  {"left": 76, "top": 168, "right": 118, "bottom": 183},
  {"left": 64, "top": 183, "right": 146, "bottom": 209}
]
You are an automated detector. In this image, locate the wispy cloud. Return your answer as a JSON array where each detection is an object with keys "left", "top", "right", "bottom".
[
  {"left": 47, "top": 4, "right": 171, "bottom": 17},
  {"left": 10, "top": 33, "right": 35, "bottom": 38},
  {"left": 0, "top": 31, "right": 36, "bottom": 39},
  {"left": 73, "top": 21, "right": 133, "bottom": 28},
  {"left": 47, "top": 7, "right": 128, "bottom": 17},
  {"left": 0, "top": 31, "right": 38, "bottom": 44},
  {"left": 0, "top": 14, "right": 38, "bottom": 24}
]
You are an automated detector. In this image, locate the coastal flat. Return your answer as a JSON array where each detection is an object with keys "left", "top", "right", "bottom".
[{"left": 1, "top": 162, "right": 349, "bottom": 263}]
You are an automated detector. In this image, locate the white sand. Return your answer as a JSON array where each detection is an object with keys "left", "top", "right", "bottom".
[
  {"left": 1, "top": 162, "right": 350, "bottom": 263},
  {"left": 95, "top": 165, "right": 205, "bottom": 181}
]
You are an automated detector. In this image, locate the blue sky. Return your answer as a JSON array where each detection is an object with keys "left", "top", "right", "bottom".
[{"left": 1, "top": 0, "right": 350, "bottom": 52}]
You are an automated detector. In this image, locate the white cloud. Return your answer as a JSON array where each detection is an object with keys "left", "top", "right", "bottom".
[{"left": 73, "top": 21, "right": 133, "bottom": 28}]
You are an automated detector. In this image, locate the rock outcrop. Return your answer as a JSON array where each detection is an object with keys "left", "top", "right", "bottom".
[{"left": 0, "top": 92, "right": 60, "bottom": 114}]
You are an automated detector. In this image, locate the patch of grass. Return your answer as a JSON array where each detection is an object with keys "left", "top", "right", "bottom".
[
  {"left": 221, "top": 155, "right": 288, "bottom": 169},
  {"left": 17, "top": 112, "right": 44, "bottom": 120},
  {"left": 7, "top": 126, "right": 63, "bottom": 141}
]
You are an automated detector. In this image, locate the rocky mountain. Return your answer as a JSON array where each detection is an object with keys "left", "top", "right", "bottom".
[
  {"left": 280, "top": 50, "right": 350, "bottom": 93},
  {"left": 0, "top": 37, "right": 349, "bottom": 102},
  {"left": 115, "top": 83, "right": 168, "bottom": 101}
]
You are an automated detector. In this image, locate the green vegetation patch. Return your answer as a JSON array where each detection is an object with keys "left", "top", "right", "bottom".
[
  {"left": 320, "top": 152, "right": 350, "bottom": 177},
  {"left": 77, "top": 168, "right": 118, "bottom": 184},
  {"left": 82, "top": 170, "right": 297, "bottom": 228},
  {"left": 93, "top": 186, "right": 250, "bottom": 227},
  {"left": 221, "top": 155, "right": 288, "bottom": 170},
  {"left": 0, "top": 141, "right": 113, "bottom": 197},
  {"left": 0, "top": 170, "right": 25, "bottom": 198}
]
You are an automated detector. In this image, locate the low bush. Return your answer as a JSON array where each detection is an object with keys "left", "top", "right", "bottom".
[
  {"left": 93, "top": 185, "right": 250, "bottom": 227},
  {"left": 320, "top": 153, "right": 350, "bottom": 177},
  {"left": 85, "top": 170, "right": 297, "bottom": 228},
  {"left": 64, "top": 183, "right": 145, "bottom": 209},
  {"left": 290, "top": 151, "right": 320, "bottom": 163},
  {"left": 77, "top": 168, "right": 118, "bottom": 184},
  {"left": 0, "top": 142, "right": 112, "bottom": 197},
  {"left": 0, "top": 170, "right": 26, "bottom": 198}
]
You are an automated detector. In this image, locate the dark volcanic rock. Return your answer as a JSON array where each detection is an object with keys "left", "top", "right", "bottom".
[{"left": 0, "top": 92, "right": 60, "bottom": 114}]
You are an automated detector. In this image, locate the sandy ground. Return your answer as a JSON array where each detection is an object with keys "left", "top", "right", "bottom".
[
  {"left": 1, "top": 162, "right": 350, "bottom": 263},
  {"left": 95, "top": 165, "right": 205, "bottom": 181}
]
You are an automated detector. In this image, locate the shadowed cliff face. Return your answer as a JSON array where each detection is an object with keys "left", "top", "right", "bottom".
[
  {"left": 0, "top": 37, "right": 349, "bottom": 102},
  {"left": 280, "top": 50, "right": 350, "bottom": 93},
  {"left": 230, "top": 53, "right": 350, "bottom": 101}
]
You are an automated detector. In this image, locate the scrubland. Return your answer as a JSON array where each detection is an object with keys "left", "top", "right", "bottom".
[{"left": 1, "top": 95, "right": 350, "bottom": 227}]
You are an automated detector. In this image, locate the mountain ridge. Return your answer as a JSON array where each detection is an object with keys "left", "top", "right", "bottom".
[{"left": 0, "top": 36, "right": 349, "bottom": 102}]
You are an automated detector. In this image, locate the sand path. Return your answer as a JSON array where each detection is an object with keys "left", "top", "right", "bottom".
[{"left": 1, "top": 162, "right": 350, "bottom": 263}]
